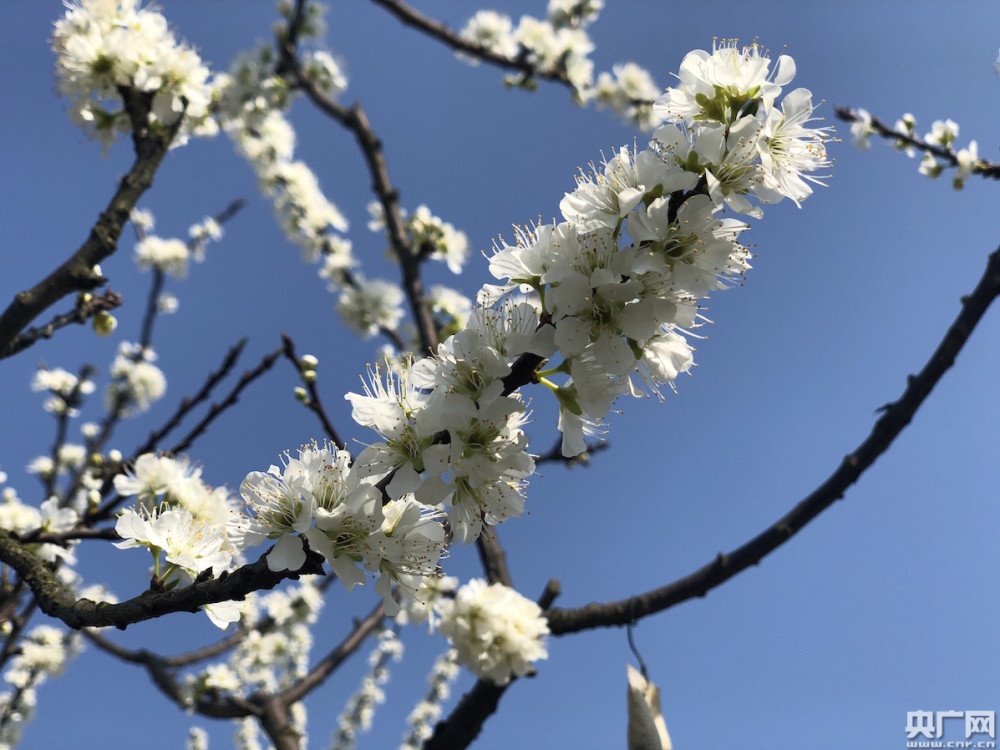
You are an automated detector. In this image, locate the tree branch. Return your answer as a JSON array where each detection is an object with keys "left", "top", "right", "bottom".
[
  {"left": 545, "top": 244, "right": 1000, "bottom": 634},
  {"left": 369, "top": 0, "right": 573, "bottom": 88},
  {"left": 0, "top": 88, "right": 181, "bottom": 354},
  {"left": 281, "top": 333, "right": 347, "bottom": 450},
  {"left": 0, "top": 290, "right": 123, "bottom": 360},
  {"left": 0, "top": 531, "right": 324, "bottom": 630},
  {"left": 277, "top": 39, "right": 439, "bottom": 354},
  {"left": 276, "top": 601, "right": 384, "bottom": 705},
  {"left": 835, "top": 106, "right": 1000, "bottom": 179}
]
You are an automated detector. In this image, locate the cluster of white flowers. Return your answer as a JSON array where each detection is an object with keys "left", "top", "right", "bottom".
[
  {"left": 0, "top": 626, "right": 82, "bottom": 749},
  {"left": 31, "top": 366, "right": 94, "bottom": 417},
  {"left": 593, "top": 62, "right": 662, "bottom": 130},
  {"left": 239, "top": 442, "right": 446, "bottom": 615},
  {"left": 114, "top": 454, "right": 246, "bottom": 628},
  {"left": 335, "top": 278, "right": 406, "bottom": 340},
  {"left": 0, "top": 492, "right": 79, "bottom": 566},
  {"left": 132, "top": 208, "right": 225, "bottom": 280},
  {"left": 459, "top": 1, "right": 668, "bottom": 129},
  {"left": 851, "top": 110, "right": 982, "bottom": 189},
  {"left": 344, "top": 43, "right": 831, "bottom": 553},
  {"left": 330, "top": 628, "right": 404, "bottom": 750},
  {"left": 186, "top": 727, "right": 209, "bottom": 750},
  {"left": 460, "top": 2, "right": 600, "bottom": 94},
  {"left": 399, "top": 648, "right": 461, "bottom": 750},
  {"left": 105, "top": 342, "right": 167, "bottom": 416},
  {"left": 437, "top": 579, "right": 549, "bottom": 685},
  {"left": 368, "top": 202, "right": 470, "bottom": 276},
  {"left": 428, "top": 285, "right": 474, "bottom": 338},
  {"left": 51, "top": 0, "right": 216, "bottom": 152},
  {"left": 215, "top": 36, "right": 350, "bottom": 264},
  {"left": 482, "top": 40, "right": 831, "bottom": 456},
  {"left": 346, "top": 335, "right": 539, "bottom": 543}
]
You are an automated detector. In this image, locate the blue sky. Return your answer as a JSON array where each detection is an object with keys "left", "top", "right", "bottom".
[{"left": 2, "top": 1, "right": 999, "bottom": 749}]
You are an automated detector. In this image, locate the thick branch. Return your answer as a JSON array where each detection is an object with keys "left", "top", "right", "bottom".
[
  {"left": 0, "top": 531, "right": 324, "bottom": 630},
  {"left": 546, "top": 245, "right": 1000, "bottom": 634},
  {"left": 0, "top": 89, "right": 180, "bottom": 354}
]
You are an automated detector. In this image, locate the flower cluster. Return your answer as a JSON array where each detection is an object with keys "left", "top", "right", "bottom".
[
  {"left": 214, "top": 35, "right": 349, "bottom": 266},
  {"left": 482, "top": 40, "right": 831, "bottom": 456},
  {"left": 0, "top": 626, "right": 82, "bottom": 749},
  {"left": 51, "top": 0, "right": 216, "bottom": 152},
  {"left": 347, "top": 329, "right": 542, "bottom": 543},
  {"left": 105, "top": 342, "right": 167, "bottom": 416},
  {"left": 460, "top": 2, "right": 601, "bottom": 95},
  {"left": 114, "top": 454, "right": 246, "bottom": 628},
  {"left": 132, "top": 207, "right": 225, "bottom": 281},
  {"left": 239, "top": 442, "right": 446, "bottom": 615},
  {"left": 437, "top": 579, "right": 549, "bottom": 685},
  {"left": 399, "top": 648, "right": 461, "bottom": 749},
  {"left": 368, "top": 202, "right": 471, "bottom": 275},
  {"left": 31, "top": 366, "right": 95, "bottom": 417},
  {"left": 459, "top": 1, "right": 666, "bottom": 129}
]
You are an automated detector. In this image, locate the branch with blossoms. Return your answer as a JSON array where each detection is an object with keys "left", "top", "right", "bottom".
[
  {"left": 371, "top": 0, "right": 665, "bottom": 128},
  {"left": 277, "top": 36, "right": 440, "bottom": 352},
  {"left": 16, "top": 2, "right": 984, "bottom": 748},
  {"left": 837, "top": 105, "right": 1000, "bottom": 187},
  {"left": 0, "top": 530, "right": 323, "bottom": 630}
]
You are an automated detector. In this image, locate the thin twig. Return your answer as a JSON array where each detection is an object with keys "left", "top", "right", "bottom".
[
  {"left": 280, "top": 333, "right": 347, "bottom": 450},
  {"left": 1, "top": 290, "right": 123, "bottom": 360},
  {"left": 277, "top": 601, "right": 384, "bottom": 705},
  {"left": 835, "top": 106, "right": 1000, "bottom": 179},
  {"left": 83, "top": 629, "right": 260, "bottom": 718}
]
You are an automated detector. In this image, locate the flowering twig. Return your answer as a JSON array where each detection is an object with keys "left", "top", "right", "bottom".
[
  {"left": 278, "top": 33, "right": 439, "bottom": 354},
  {"left": 0, "top": 290, "right": 122, "bottom": 360},
  {"left": 0, "top": 88, "right": 183, "bottom": 355},
  {"left": 534, "top": 437, "right": 609, "bottom": 466},
  {"left": 137, "top": 198, "right": 247, "bottom": 350},
  {"left": 835, "top": 105, "right": 1000, "bottom": 179},
  {"left": 339, "top": 269, "right": 408, "bottom": 350},
  {"left": 369, "top": 0, "right": 573, "bottom": 87},
  {"left": 83, "top": 629, "right": 260, "bottom": 718}
]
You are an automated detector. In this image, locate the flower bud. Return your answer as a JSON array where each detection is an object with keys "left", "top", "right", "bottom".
[{"left": 93, "top": 311, "right": 118, "bottom": 336}]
